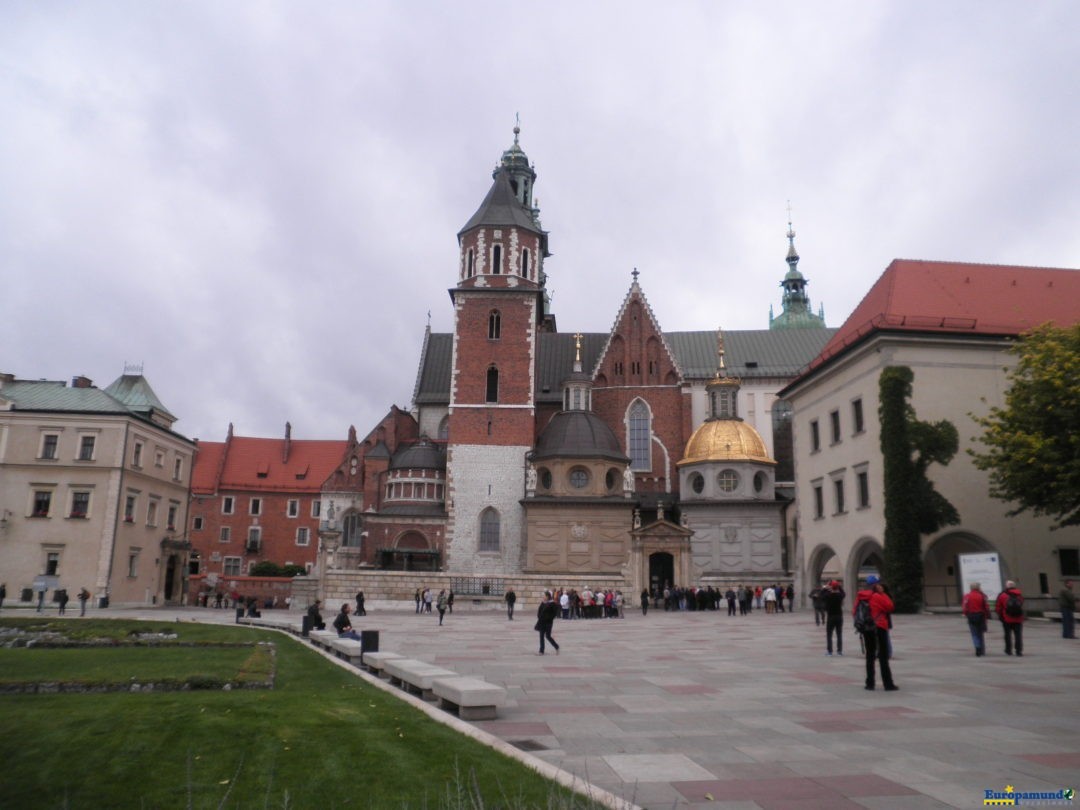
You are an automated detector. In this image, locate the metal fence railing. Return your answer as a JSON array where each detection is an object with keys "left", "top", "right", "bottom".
[{"left": 449, "top": 577, "right": 504, "bottom": 597}]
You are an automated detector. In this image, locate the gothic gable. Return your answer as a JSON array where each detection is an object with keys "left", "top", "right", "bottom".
[{"left": 591, "top": 280, "right": 683, "bottom": 387}]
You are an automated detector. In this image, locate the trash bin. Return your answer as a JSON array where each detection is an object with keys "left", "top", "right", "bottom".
[
  {"left": 301, "top": 615, "right": 312, "bottom": 637},
  {"left": 360, "top": 629, "right": 379, "bottom": 653}
]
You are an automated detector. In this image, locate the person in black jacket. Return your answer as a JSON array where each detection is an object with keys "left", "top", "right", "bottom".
[
  {"left": 307, "top": 599, "right": 326, "bottom": 631},
  {"left": 535, "top": 590, "right": 560, "bottom": 655},
  {"left": 822, "top": 581, "right": 846, "bottom": 656}
]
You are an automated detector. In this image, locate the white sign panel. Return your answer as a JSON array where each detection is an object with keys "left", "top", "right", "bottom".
[{"left": 958, "top": 552, "right": 1004, "bottom": 605}]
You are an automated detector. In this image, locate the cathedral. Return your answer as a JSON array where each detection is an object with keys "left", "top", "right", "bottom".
[{"left": 316, "top": 126, "right": 833, "bottom": 595}]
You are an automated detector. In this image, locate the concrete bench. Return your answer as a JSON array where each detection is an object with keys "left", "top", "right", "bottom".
[
  {"left": 432, "top": 676, "right": 506, "bottom": 720},
  {"left": 328, "top": 638, "right": 365, "bottom": 665},
  {"left": 1044, "top": 611, "right": 1062, "bottom": 622},
  {"left": 309, "top": 630, "right": 337, "bottom": 650},
  {"left": 383, "top": 659, "right": 458, "bottom": 699},
  {"left": 362, "top": 651, "right": 403, "bottom": 677}
]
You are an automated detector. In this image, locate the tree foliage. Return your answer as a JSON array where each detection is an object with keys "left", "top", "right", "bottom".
[
  {"left": 971, "top": 322, "right": 1080, "bottom": 529},
  {"left": 879, "top": 366, "right": 960, "bottom": 613}
]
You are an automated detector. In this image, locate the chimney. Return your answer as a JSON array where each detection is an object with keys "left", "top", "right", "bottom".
[
  {"left": 283, "top": 421, "right": 292, "bottom": 463},
  {"left": 71, "top": 375, "right": 93, "bottom": 388}
]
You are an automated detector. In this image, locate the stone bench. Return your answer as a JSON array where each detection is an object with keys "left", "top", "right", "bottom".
[
  {"left": 362, "top": 651, "right": 403, "bottom": 677},
  {"left": 309, "top": 630, "right": 338, "bottom": 650},
  {"left": 1044, "top": 611, "right": 1062, "bottom": 622},
  {"left": 383, "top": 659, "right": 458, "bottom": 699},
  {"left": 432, "top": 676, "right": 506, "bottom": 720},
  {"left": 328, "top": 638, "right": 365, "bottom": 665}
]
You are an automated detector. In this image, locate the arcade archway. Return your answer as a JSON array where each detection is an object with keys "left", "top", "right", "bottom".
[{"left": 924, "top": 531, "right": 1000, "bottom": 608}]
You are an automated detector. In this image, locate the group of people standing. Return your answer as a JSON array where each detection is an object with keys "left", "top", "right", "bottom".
[{"left": 961, "top": 579, "right": 1028, "bottom": 656}]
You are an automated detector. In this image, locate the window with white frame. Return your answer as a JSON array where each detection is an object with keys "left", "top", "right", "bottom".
[
  {"left": 479, "top": 508, "right": 500, "bottom": 552},
  {"left": 70, "top": 491, "right": 90, "bottom": 518},
  {"left": 311, "top": 500, "right": 321, "bottom": 518},
  {"left": 852, "top": 398, "right": 865, "bottom": 435},
  {"left": 154, "top": 448, "right": 165, "bottom": 467},
  {"left": 124, "top": 494, "right": 136, "bottom": 522},
  {"left": 342, "top": 512, "right": 362, "bottom": 547},
  {"left": 287, "top": 499, "right": 299, "bottom": 518},
  {"left": 78, "top": 435, "right": 96, "bottom": 461},
  {"left": 32, "top": 490, "right": 53, "bottom": 518},
  {"left": 223, "top": 556, "right": 242, "bottom": 576},
  {"left": 40, "top": 433, "right": 59, "bottom": 460},
  {"left": 132, "top": 441, "right": 143, "bottom": 468},
  {"left": 193, "top": 516, "right": 204, "bottom": 531},
  {"left": 628, "top": 400, "right": 652, "bottom": 471},
  {"left": 296, "top": 527, "right": 310, "bottom": 546},
  {"left": 246, "top": 527, "right": 261, "bottom": 552},
  {"left": 249, "top": 497, "right": 261, "bottom": 516},
  {"left": 127, "top": 551, "right": 139, "bottom": 578},
  {"left": 45, "top": 551, "right": 60, "bottom": 576},
  {"left": 222, "top": 496, "right": 234, "bottom": 515},
  {"left": 810, "top": 420, "right": 821, "bottom": 452},
  {"left": 173, "top": 457, "right": 184, "bottom": 481},
  {"left": 146, "top": 499, "right": 159, "bottom": 527},
  {"left": 219, "top": 526, "right": 231, "bottom": 543},
  {"left": 812, "top": 480, "right": 824, "bottom": 519},
  {"left": 167, "top": 503, "right": 178, "bottom": 530}
]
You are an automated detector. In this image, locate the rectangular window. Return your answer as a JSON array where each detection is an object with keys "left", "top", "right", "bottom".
[
  {"left": 193, "top": 516, "right": 204, "bottom": 531},
  {"left": 46, "top": 552, "right": 60, "bottom": 576},
  {"left": 246, "top": 527, "right": 261, "bottom": 552},
  {"left": 222, "top": 497, "right": 234, "bottom": 515},
  {"left": 71, "top": 491, "right": 90, "bottom": 518},
  {"left": 311, "top": 500, "right": 321, "bottom": 518},
  {"left": 857, "top": 471, "right": 870, "bottom": 508},
  {"left": 296, "top": 527, "right": 310, "bottom": 546},
  {"left": 830, "top": 410, "right": 841, "bottom": 444},
  {"left": 833, "top": 479, "right": 845, "bottom": 514},
  {"left": 41, "top": 434, "right": 59, "bottom": 460},
  {"left": 810, "top": 420, "right": 821, "bottom": 452},
  {"left": 127, "top": 552, "right": 139, "bottom": 578},
  {"left": 287, "top": 499, "right": 299, "bottom": 518},
  {"left": 167, "top": 504, "right": 178, "bottom": 530},
  {"left": 1060, "top": 548, "right": 1080, "bottom": 577},
  {"left": 32, "top": 490, "right": 52, "bottom": 517},
  {"left": 852, "top": 398, "right": 865, "bottom": 434},
  {"left": 78, "top": 435, "right": 96, "bottom": 461},
  {"left": 250, "top": 498, "right": 262, "bottom": 516},
  {"left": 173, "top": 457, "right": 184, "bottom": 481},
  {"left": 154, "top": 448, "right": 165, "bottom": 467},
  {"left": 219, "top": 526, "right": 231, "bottom": 543},
  {"left": 146, "top": 500, "right": 159, "bottom": 527},
  {"left": 223, "top": 556, "right": 242, "bottom": 576},
  {"left": 813, "top": 484, "right": 824, "bottom": 519},
  {"left": 132, "top": 442, "right": 143, "bottom": 468},
  {"left": 124, "top": 495, "right": 136, "bottom": 522}
]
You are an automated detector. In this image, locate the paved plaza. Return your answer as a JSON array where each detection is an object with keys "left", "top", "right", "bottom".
[{"left": 12, "top": 602, "right": 1080, "bottom": 809}]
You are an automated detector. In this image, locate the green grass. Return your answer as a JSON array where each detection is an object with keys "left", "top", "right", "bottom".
[
  {"left": 0, "top": 618, "right": 605, "bottom": 809},
  {"left": 0, "top": 646, "right": 266, "bottom": 685}
]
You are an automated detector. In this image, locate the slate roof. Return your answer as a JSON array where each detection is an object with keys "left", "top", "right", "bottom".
[
  {"left": 806, "top": 260, "right": 1080, "bottom": 374},
  {"left": 412, "top": 328, "right": 837, "bottom": 407},
  {"left": 104, "top": 374, "right": 175, "bottom": 421},
  {"left": 533, "top": 411, "right": 630, "bottom": 462},
  {"left": 191, "top": 436, "right": 347, "bottom": 495},
  {"left": 459, "top": 170, "right": 544, "bottom": 236}
]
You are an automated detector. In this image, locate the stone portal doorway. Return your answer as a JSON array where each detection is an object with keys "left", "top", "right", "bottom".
[{"left": 649, "top": 552, "right": 674, "bottom": 593}]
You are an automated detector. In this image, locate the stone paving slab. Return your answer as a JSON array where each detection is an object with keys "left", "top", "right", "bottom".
[{"left": 47, "top": 604, "right": 1080, "bottom": 809}]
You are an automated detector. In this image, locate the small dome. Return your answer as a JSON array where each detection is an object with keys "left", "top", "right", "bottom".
[
  {"left": 679, "top": 419, "right": 775, "bottom": 466},
  {"left": 533, "top": 411, "right": 629, "bottom": 462},
  {"left": 389, "top": 437, "right": 446, "bottom": 471}
]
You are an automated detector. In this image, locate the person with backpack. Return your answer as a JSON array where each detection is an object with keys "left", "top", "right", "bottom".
[
  {"left": 962, "top": 582, "right": 990, "bottom": 657},
  {"left": 995, "top": 580, "right": 1025, "bottom": 656},
  {"left": 854, "top": 575, "right": 898, "bottom": 691}
]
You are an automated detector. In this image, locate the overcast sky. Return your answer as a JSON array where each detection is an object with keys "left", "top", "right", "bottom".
[{"left": 3, "top": 2, "right": 1078, "bottom": 443}]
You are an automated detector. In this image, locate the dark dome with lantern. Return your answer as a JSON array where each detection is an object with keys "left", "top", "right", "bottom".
[
  {"left": 389, "top": 436, "right": 446, "bottom": 471},
  {"left": 533, "top": 411, "right": 629, "bottom": 462}
]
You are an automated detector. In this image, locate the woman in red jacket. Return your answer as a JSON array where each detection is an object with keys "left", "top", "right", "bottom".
[
  {"left": 962, "top": 582, "right": 990, "bottom": 657},
  {"left": 854, "top": 575, "right": 898, "bottom": 691}
]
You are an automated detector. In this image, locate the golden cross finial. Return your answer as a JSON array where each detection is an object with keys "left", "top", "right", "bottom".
[{"left": 573, "top": 332, "right": 583, "bottom": 364}]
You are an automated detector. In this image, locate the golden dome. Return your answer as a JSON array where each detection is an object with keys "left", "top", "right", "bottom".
[{"left": 678, "top": 419, "right": 776, "bottom": 466}]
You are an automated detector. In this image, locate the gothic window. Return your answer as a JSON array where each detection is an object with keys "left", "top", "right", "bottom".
[
  {"left": 492, "top": 244, "right": 502, "bottom": 274},
  {"left": 628, "top": 400, "right": 652, "bottom": 471},
  {"left": 486, "top": 367, "right": 499, "bottom": 403},
  {"left": 521, "top": 248, "right": 530, "bottom": 279},
  {"left": 437, "top": 415, "right": 449, "bottom": 440},
  {"left": 466, "top": 248, "right": 475, "bottom": 278},
  {"left": 342, "top": 512, "right": 362, "bottom": 548},
  {"left": 488, "top": 310, "right": 501, "bottom": 340},
  {"left": 479, "top": 508, "right": 500, "bottom": 552}
]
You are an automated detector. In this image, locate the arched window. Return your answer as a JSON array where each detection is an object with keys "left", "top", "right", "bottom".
[
  {"left": 628, "top": 399, "right": 652, "bottom": 471},
  {"left": 521, "top": 248, "right": 530, "bottom": 279},
  {"left": 466, "top": 248, "right": 475, "bottom": 279},
  {"left": 486, "top": 367, "right": 499, "bottom": 403},
  {"left": 342, "top": 512, "right": 362, "bottom": 548},
  {"left": 437, "top": 415, "right": 449, "bottom": 441},
  {"left": 479, "top": 508, "right": 500, "bottom": 551},
  {"left": 491, "top": 244, "right": 502, "bottom": 274},
  {"left": 488, "top": 309, "right": 501, "bottom": 340}
]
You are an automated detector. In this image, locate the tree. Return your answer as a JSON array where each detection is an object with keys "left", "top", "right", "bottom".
[
  {"left": 971, "top": 323, "right": 1080, "bottom": 529},
  {"left": 879, "top": 366, "right": 960, "bottom": 612}
]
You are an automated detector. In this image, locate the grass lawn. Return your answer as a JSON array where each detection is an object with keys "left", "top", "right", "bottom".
[
  {"left": 0, "top": 646, "right": 265, "bottom": 685},
  {"left": 0, "top": 618, "right": 604, "bottom": 809}
]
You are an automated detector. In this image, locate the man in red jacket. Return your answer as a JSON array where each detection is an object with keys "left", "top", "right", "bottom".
[
  {"left": 854, "top": 575, "right": 898, "bottom": 691},
  {"left": 995, "top": 580, "right": 1025, "bottom": 656}
]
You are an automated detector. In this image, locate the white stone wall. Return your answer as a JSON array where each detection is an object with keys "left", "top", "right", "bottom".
[{"left": 445, "top": 444, "right": 529, "bottom": 575}]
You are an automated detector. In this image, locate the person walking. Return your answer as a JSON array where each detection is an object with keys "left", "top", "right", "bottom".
[
  {"left": 78, "top": 587, "right": 91, "bottom": 617},
  {"left": 1059, "top": 580, "right": 1076, "bottom": 640},
  {"left": 415, "top": 588, "right": 422, "bottom": 614},
  {"left": 436, "top": 589, "right": 448, "bottom": 626},
  {"left": 535, "top": 590, "right": 560, "bottom": 655},
  {"left": 823, "top": 580, "right": 845, "bottom": 656},
  {"left": 640, "top": 588, "right": 649, "bottom": 616},
  {"left": 854, "top": 575, "right": 898, "bottom": 691},
  {"left": 505, "top": 588, "right": 517, "bottom": 620},
  {"left": 962, "top": 582, "right": 990, "bottom": 656},
  {"left": 355, "top": 590, "right": 366, "bottom": 616},
  {"left": 57, "top": 589, "right": 69, "bottom": 615},
  {"left": 995, "top": 580, "right": 1025, "bottom": 656}
]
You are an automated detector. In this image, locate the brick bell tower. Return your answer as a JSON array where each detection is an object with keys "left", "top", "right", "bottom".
[{"left": 445, "top": 124, "right": 551, "bottom": 574}]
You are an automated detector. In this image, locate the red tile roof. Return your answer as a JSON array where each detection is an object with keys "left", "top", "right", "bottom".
[
  {"left": 809, "top": 259, "right": 1080, "bottom": 371},
  {"left": 192, "top": 436, "right": 346, "bottom": 494}
]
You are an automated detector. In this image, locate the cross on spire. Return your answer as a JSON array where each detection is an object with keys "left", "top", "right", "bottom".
[{"left": 631, "top": 267, "right": 639, "bottom": 282}]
